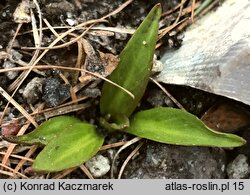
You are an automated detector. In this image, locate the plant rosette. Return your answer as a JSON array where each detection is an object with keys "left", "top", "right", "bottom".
[{"left": 4, "top": 4, "right": 246, "bottom": 172}]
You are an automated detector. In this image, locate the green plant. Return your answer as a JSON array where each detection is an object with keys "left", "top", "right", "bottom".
[{"left": 4, "top": 4, "right": 245, "bottom": 172}]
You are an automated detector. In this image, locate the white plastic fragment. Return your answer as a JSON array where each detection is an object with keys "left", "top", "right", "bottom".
[{"left": 156, "top": 0, "right": 250, "bottom": 105}]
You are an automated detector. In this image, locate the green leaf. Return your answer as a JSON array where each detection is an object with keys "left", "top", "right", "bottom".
[
  {"left": 33, "top": 122, "right": 104, "bottom": 172},
  {"left": 126, "top": 107, "right": 246, "bottom": 147},
  {"left": 100, "top": 4, "right": 161, "bottom": 120},
  {"left": 3, "top": 116, "right": 81, "bottom": 145}
]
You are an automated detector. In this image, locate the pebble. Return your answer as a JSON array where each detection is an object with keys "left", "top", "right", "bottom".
[
  {"left": 85, "top": 154, "right": 110, "bottom": 178},
  {"left": 201, "top": 102, "right": 250, "bottom": 133},
  {"left": 226, "top": 154, "right": 250, "bottom": 179},
  {"left": 3, "top": 60, "right": 18, "bottom": 80},
  {"left": 43, "top": 78, "right": 70, "bottom": 107},
  {"left": 22, "top": 77, "right": 45, "bottom": 104},
  {"left": 151, "top": 55, "right": 163, "bottom": 74},
  {"left": 146, "top": 89, "right": 166, "bottom": 107}
]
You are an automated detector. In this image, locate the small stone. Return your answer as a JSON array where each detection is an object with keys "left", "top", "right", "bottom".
[
  {"left": 22, "top": 77, "right": 45, "bottom": 104},
  {"left": 9, "top": 49, "right": 23, "bottom": 61},
  {"left": 66, "top": 18, "right": 76, "bottom": 26},
  {"left": 82, "top": 88, "right": 101, "bottom": 98},
  {"left": 201, "top": 102, "right": 250, "bottom": 133},
  {"left": 0, "top": 75, "right": 8, "bottom": 87},
  {"left": 85, "top": 154, "right": 110, "bottom": 178},
  {"left": 13, "top": 0, "right": 31, "bottom": 23},
  {"left": 3, "top": 60, "right": 18, "bottom": 80},
  {"left": 226, "top": 154, "right": 250, "bottom": 179},
  {"left": 147, "top": 89, "right": 166, "bottom": 107},
  {"left": 43, "top": 78, "right": 70, "bottom": 107},
  {"left": 44, "top": 0, "right": 75, "bottom": 17},
  {"left": 151, "top": 55, "right": 163, "bottom": 74},
  {"left": 66, "top": 12, "right": 77, "bottom": 26}
]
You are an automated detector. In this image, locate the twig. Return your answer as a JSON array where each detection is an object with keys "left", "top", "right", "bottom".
[
  {"left": 7, "top": 24, "right": 22, "bottom": 52},
  {"left": 14, "top": 145, "right": 37, "bottom": 174},
  {"left": 44, "top": 103, "right": 91, "bottom": 119},
  {"left": 0, "top": 96, "right": 89, "bottom": 126},
  {"left": 158, "top": 18, "right": 188, "bottom": 40},
  {"left": 2, "top": 5, "right": 42, "bottom": 133},
  {"left": 33, "top": 0, "right": 43, "bottom": 44},
  {"left": 101, "top": 0, "right": 133, "bottom": 20},
  {"left": 0, "top": 87, "right": 37, "bottom": 127},
  {"left": 43, "top": 18, "right": 66, "bottom": 43},
  {"left": 194, "top": 0, "right": 214, "bottom": 16},
  {"left": 196, "top": 0, "right": 221, "bottom": 17},
  {"left": 173, "top": 0, "right": 185, "bottom": 25},
  {"left": 191, "top": 0, "right": 196, "bottom": 23},
  {"left": 1, "top": 103, "right": 43, "bottom": 172},
  {"left": 52, "top": 167, "right": 77, "bottom": 179},
  {"left": 0, "top": 163, "right": 28, "bottom": 178},
  {"left": 19, "top": 26, "right": 135, "bottom": 36},
  {"left": 111, "top": 137, "right": 142, "bottom": 178},
  {"left": 0, "top": 152, "right": 34, "bottom": 162},
  {"left": 161, "top": 0, "right": 188, "bottom": 17},
  {"left": 80, "top": 165, "right": 94, "bottom": 179},
  {"left": 118, "top": 141, "right": 144, "bottom": 179},
  {"left": 0, "top": 65, "right": 135, "bottom": 99},
  {"left": 150, "top": 77, "right": 186, "bottom": 110},
  {"left": 1, "top": 122, "right": 30, "bottom": 167},
  {"left": 100, "top": 141, "right": 127, "bottom": 151},
  {"left": 21, "top": 0, "right": 133, "bottom": 50}
]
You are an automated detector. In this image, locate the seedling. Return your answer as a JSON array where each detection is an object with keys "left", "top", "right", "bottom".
[{"left": 4, "top": 4, "right": 245, "bottom": 172}]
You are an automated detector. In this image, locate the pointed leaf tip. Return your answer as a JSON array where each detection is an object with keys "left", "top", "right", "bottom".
[
  {"left": 100, "top": 4, "right": 161, "bottom": 120},
  {"left": 126, "top": 107, "right": 246, "bottom": 148}
]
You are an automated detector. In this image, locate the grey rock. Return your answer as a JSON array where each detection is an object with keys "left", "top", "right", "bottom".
[
  {"left": 22, "top": 77, "right": 45, "bottom": 104},
  {"left": 122, "top": 142, "right": 226, "bottom": 179},
  {"left": 85, "top": 154, "right": 110, "bottom": 178},
  {"left": 9, "top": 49, "right": 23, "bottom": 62},
  {"left": 43, "top": 78, "right": 70, "bottom": 107},
  {"left": 82, "top": 88, "right": 101, "bottom": 98},
  {"left": 146, "top": 89, "right": 167, "bottom": 107},
  {"left": 44, "top": 0, "right": 75, "bottom": 18},
  {"left": 226, "top": 154, "right": 250, "bottom": 179},
  {"left": 3, "top": 61, "right": 18, "bottom": 80},
  {"left": 151, "top": 55, "right": 163, "bottom": 74}
]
